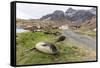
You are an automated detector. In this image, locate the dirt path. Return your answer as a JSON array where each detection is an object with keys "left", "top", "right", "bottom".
[{"left": 63, "top": 29, "right": 96, "bottom": 50}]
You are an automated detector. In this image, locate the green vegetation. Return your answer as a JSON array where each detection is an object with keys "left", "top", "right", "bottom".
[{"left": 16, "top": 32, "right": 96, "bottom": 65}]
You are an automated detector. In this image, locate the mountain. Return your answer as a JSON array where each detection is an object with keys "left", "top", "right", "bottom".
[
  {"left": 40, "top": 8, "right": 96, "bottom": 23},
  {"left": 89, "top": 8, "right": 96, "bottom": 15},
  {"left": 69, "top": 16, "right": 96, "bottom": 30},
  {"left": 41, "top": 10, "right": 65, "bottom": 20},
  {"left": 65, "top": 8, "right": 77, "bottom": 17},
  {"left": 17, "top": 7, "right": 96, "bottom": 31},
  {"left": 65, "top": 10, "right": 95, "bottom": 22}
]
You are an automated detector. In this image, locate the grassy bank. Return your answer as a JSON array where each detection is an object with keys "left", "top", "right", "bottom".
[{"left": 16, "top": 32, "right": 96, "bottom": 65}]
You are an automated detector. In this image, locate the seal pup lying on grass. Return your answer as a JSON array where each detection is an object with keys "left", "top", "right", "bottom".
[
  {"left": 25, "top": 41, "right": 59, "bottom": 55},
  {"left": 35, "top": 42, "right": 59, "bottom": 55}
]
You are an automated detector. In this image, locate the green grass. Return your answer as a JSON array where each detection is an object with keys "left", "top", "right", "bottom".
[{"left": 16, "top": 32, "right": 96, "bottom": 65}]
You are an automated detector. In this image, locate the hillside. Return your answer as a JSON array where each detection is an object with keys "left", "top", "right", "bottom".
[{"left": 16, "top": 7, "right": 96, "bottom": 32}]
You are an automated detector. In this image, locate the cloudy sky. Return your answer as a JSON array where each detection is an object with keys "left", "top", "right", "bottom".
[{"left": 16, "top": 3, "right": 92, "bottom": 19}]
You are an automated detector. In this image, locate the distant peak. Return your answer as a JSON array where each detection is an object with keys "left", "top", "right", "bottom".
[
  {"left": 53, "top": 10, "right": 64, "bottom": 14},
  {"left": 66, "top": 8, "right": 76, "bottom": 13}
]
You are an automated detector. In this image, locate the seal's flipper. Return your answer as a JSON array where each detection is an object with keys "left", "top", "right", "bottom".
[
  {"left": 25, "top": 47, "right": 36, "bottom": 52},
  {"left": 21, "top": 47, "right": 36, "bottom": 56}
]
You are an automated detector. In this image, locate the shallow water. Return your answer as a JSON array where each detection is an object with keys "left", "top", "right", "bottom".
[{"left": 16, "top": 28, "right": 29, "bottom": 33}]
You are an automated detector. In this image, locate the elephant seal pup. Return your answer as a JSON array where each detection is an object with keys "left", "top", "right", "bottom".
[{"left": 35, "top": 41, "right": 59, "bottom": 55}]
